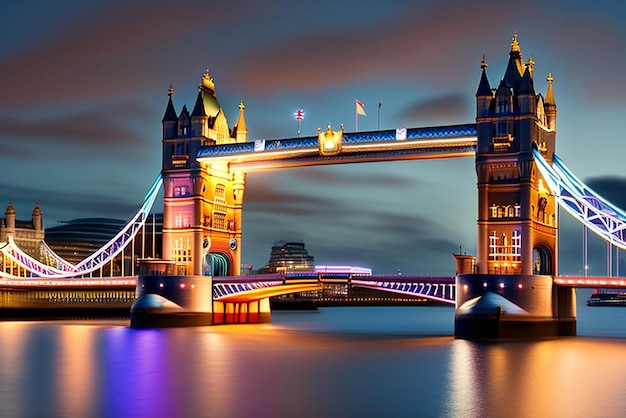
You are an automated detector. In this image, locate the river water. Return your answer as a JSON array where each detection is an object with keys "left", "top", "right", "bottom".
[{"left": 1, "top": 288, "right": 625, "bottom": 418}]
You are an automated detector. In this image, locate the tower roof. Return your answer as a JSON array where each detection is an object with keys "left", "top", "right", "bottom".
[
  {"left": 476, "top": 55, "right": 492, "bottom": 97},
  {"left": 503, "top": 33, "right": 526, "bottom": 90},
  {"left": 545, "top": 73, "right": 556, "bottom": 106},
  {"left": 235, "top": 100, "right": 247, "bottom": 132},
  {"left": 162, "top": 84, "right": 178, "bottom": 122},
  {"left": 192, "top": 68, "right": 221, "bottom": 118},
  {"left": 32, "top": 201, "right": 42, "bottom": 217},
  {"left": 5, "top": 199, "right": 15, "bottom": 216},
  {"left": 518, "top": 65, "right": 535, "bottom": 95}
]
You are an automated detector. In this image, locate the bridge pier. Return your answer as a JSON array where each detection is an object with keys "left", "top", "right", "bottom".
[
  {"left": 130, "top": 275, "right": 214, "bottom": 328},
  {"left": 454, "top": 274, "right": 576, "bottom": 338},
  {"left": 213, "top": 298, "right": 271, "bottom": 324}
]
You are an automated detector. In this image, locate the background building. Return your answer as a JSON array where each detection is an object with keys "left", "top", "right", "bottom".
[
  {"left": 45, "top": 214, "right": 163, "bottom": 276},
  {"left": 0, "top": 201, "right": 45, "bottom": 274},
  {"left": 258, "top": 241, "right": 315, "bottom": 274}
]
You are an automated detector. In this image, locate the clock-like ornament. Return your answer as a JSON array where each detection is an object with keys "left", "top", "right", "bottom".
[{"left": 229, "top": 238, "right": 237, "bottom": 250}]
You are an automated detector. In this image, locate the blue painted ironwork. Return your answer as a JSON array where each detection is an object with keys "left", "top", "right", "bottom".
[
  {"left": 197, "top": 124, "right": 478, "bottom": 158},
  {"left": 534, "top": 149, "right": 626, "bottom": 249}
]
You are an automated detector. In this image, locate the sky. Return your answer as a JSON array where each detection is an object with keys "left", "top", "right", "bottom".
[{"left": 2, "top": 0, "right": 626, "bottom": 276}]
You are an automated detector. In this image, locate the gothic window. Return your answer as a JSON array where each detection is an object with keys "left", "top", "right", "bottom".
[
  {"left": 496, "top": 121, "right": 508, "bottom": 136},
  {"left": 212, "top": 184, "right": 227, "bottom": 230},
  {"left": 172, "top": 238, "right": 192, "bottom": 263},
  {"left": 489, "top": 231, "right": 498, "bottom": 260},
  {"left": 490, "top": 204, "right": 498, "bottom": 218},
  {"left": 512, "top": 230, "right": 521, "bottom": 259},
  {"left": 496, "top": 87, "right": 513, "bottom": 114}
]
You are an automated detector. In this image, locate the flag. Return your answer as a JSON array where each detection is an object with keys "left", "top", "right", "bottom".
[
  {"left": 254, "top": 139, "right": 265, "bottom": 151},
  {"left": 294, "top": 108, "right": 304, "bottom": 121},
  {"left": 356, "top": 100, "right": 366, "bottom": 116}
]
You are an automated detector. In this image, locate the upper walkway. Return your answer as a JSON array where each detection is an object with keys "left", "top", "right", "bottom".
[{"left": 196, "top": 124, "right": 478, "bottom": 170}]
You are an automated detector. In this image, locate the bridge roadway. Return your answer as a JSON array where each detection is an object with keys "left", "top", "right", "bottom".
[{"left": 2, "top": 273, "right": 624, "bottom": 311}]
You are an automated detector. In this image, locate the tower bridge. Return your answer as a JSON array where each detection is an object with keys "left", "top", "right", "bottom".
[{"left": 1, "top": 34, "right": 625, "bottom": 337}]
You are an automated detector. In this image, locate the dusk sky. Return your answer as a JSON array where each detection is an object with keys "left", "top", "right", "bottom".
[{"left": 2, "top": 0, "right": 626, "bottom": 276}]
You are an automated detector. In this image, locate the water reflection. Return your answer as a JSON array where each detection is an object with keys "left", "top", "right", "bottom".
[
  {"left": 1, "top": 305, "right": 626, "bottom": 418},
  {"left": 447, "top": 338, "right": 626, "bottom": 417}
]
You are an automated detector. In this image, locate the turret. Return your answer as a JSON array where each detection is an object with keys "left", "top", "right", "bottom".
[
  {"left": 5, "top": 199, "right": 15, "bottom": 230},
  {"left": 32, "top": 201, "right": 42, "bottom": 231},
  {"left": 475, "top": 55, "right": 492, "bottom": 119},
  {"left": 544, "top": 73, "right": 557, "bottom": 132},
  {"left": 191, "top": 69, "right": 220, "bottom": 138},
  {"left": 162, "top": 84, "right": 178, "bottom": 140},
  {"left": 233, "top": 100, "right": 248, "bottom": 144}
]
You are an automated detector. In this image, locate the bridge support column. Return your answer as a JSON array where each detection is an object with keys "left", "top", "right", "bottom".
[
  {"left": 454, "top": 274, "right": 576, "bottom": 338},
  {"left": 130, "top": 274, "right": 213, "bottom": 328},
  {"left": 213, "top": 298, "right": 271, "bottom": 324}
]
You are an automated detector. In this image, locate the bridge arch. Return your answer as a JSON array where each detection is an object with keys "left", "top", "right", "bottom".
[
  {"left": 207, "top": 253, "right": 230, "bottom": 277},
  {"left": 532, "top": 245, "right": 552, "bottom": 275}
]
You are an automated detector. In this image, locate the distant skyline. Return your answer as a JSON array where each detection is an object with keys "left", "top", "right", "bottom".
[{"left": 2, "top": 0, "right": 626, "bottom": 275}]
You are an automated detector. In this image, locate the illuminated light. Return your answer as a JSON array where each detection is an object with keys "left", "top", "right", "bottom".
[
  {"left": 463, "top": 284, "right": 468, "bottom": 291},
  {"left": 518, "top": 283, "right": 523, "bottom": 289},
  {"left": 499, "top": 282, "right": 505, "bottom": 289},
  {"left": 180, "top": 283, "right": 186, "bottom": 289},
  {"left": 159, "top": 283, "right": 164, "bottom": 288},
  {"left": 483, "top": 282, "right": 488, "bottom": 288}
]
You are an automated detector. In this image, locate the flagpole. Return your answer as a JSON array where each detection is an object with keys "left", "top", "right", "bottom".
[{"left": 377, "top": 102, "right": 381, "bottom": 130}]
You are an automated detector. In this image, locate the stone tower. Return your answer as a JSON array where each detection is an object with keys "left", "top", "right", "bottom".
[
  {"left": 161, "top": 70, "right": 247, "bottom": 276},
  {"left": 474, "top": 33, "right": 558, "bottom": 277},
  {"left": 455, "top": 34, "right": 575, "bottom": 338}
]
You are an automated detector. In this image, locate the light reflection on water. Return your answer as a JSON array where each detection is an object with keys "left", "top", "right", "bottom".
[{"left": 0, "top": 291, "right": 625, "bottom": 418}]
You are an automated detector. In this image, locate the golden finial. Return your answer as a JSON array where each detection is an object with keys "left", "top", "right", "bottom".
[
  {"left": 546, "top": 72, "right": 553, "bottom": 83},
  {"left": 200, "top": 68, "right": 215, "bottom": 90},
  {"left": 239, "top": 100, "right": 245, "bottom": 111},
  {"left": 168, "top": 83, "right": 174, "bottom": 98},
  {"left": 481, "top": 54, "right": 488, "bottom": 70},
  {"left": 511, "top": 32, "right": 520, "bottom": 52}
]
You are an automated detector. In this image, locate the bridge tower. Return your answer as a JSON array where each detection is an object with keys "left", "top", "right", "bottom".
[
  {"left": 161, "top": 70, "right": 247, "bottom": 276},
  {"left": 455, "top": 34, "right": 576, "bottom": 338}
]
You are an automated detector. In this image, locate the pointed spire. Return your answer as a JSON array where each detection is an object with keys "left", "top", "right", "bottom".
[
  {"left": 476, "top": 54, "right": 492, "bottom": 97},
  {"left": 236, "top": 100, "right": 247, "bottom": 132},
  {"left": 191, "top": 90, "right": 207, "bottom": 117},
  {"left": 545, "top": 73, "right": 556, "bottom": 106},
  {"left": 162, "top": 84, "right": 178, "bottom": 122},
  {"left": 519, "top": 65, "right": 535, "bottom": 95},
  {"left": 503, "top": 32, "right": 525, "bottom": 90}
]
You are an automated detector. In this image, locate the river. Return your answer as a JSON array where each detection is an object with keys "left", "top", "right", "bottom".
[{"left": 1, "top": 288, "right": 625, "bottom": 418}]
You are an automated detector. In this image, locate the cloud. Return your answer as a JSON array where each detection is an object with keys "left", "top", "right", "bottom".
[
  {"left": 0, "top": 181, "right": 140, "bottom": 226},
  {"left": 397, "top": 94, "right": 470, "bottom": 125},
  {"left": 0, "top": 1, "right": 263, "bottom": 109}
]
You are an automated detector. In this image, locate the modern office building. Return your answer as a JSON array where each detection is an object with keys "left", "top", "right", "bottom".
[
  {"left": 258, "top": 241, "right": 315, "bottom": 274},
  {"left": 45, "top": 214, "right": 163, "bottom": 275}
]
